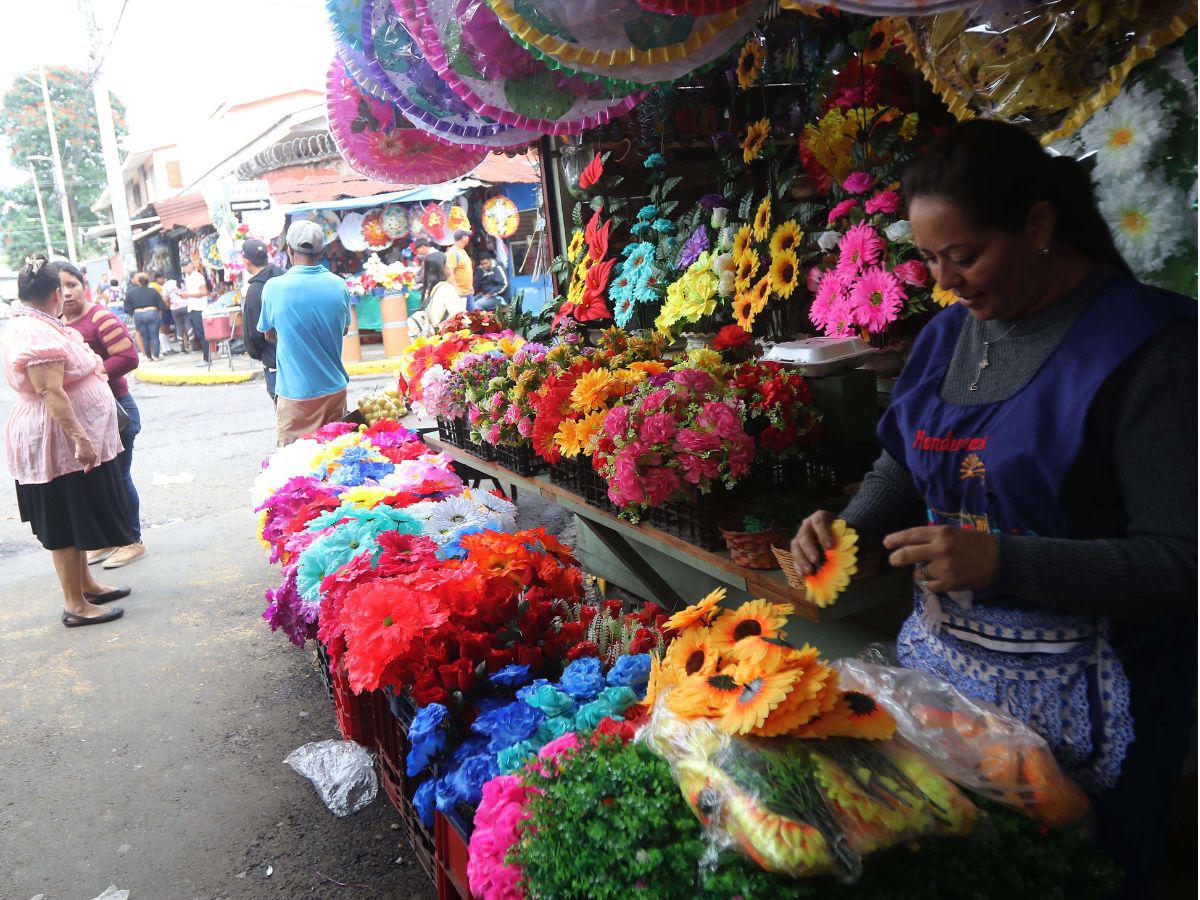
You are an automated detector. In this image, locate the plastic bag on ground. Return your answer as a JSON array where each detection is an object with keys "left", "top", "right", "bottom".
[
  {"left": 284, "top": 739, "right": 378, "bottom": 817},
  {"left": 833, "top": 656, "right": 1090, "bottom": 826}
]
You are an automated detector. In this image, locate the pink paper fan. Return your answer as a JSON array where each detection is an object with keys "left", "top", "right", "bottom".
[
  {"left": 326, "top": 57, "right": 486, "bottom": 185},
  {"left": 638, "top": 0, "right": 744, "bottom": 12}
]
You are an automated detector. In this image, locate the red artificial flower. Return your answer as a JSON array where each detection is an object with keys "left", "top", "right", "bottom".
[
  {"left": 712, "top": 324, "right": 753, "bottom": 351},
  {"left": 627, "top": 627, "right": 658, "bottom": 655},
  {"left": 567, "top": 641, "right": 599, "bottom": 661},
  {"left": 590, "top": 716, "right": 639, "bottom": 747},
  {"left": 603, "top": 599, "right": 624, "bottom": 618},
  {"left": 577, "top": 154, "right": 604, "bottom": 191}
]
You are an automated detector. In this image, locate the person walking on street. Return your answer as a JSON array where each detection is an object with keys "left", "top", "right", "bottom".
[
  {"left": 444, "top": 230, "right": 475, "bottom": 309},
  {"left": 259, "top": 221, "right": 351, "bottom": 446},
  {"left": 54, "top": 262, "right": 147, "bottom": 570},
  {"left": 473, "top": 250, "right": 509, "bottom": 311},
  {"left": 163, "top": 276, "right": 189, "bottom": 352},
  {"left": 123, "top": 272, "right": 167, "bottom": 362},
  {"left": 241, "top": 238, "right": 284, "bottom": 402},
  {"left": 1, "top": 256, "right": 132, "bottom": 627},
  {"left": 182, "top": 260, "right": 211, "bottom": 366}
]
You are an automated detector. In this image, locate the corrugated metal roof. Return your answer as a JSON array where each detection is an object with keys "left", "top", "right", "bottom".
[{"left": 154, "top": 193, "right": 212, "bottom": 231}]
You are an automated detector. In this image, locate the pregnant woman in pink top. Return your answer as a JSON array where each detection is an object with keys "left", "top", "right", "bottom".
[{"left": 2, "top": 256, "right": 134, "bottom": 627}]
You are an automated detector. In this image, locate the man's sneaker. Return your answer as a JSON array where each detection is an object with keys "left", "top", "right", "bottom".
[
  {"left": 102, "top": 542, "right": 147, "bottom": 569},
  {"left": 194, "top": 359, "right": 210, "bottom": 367},
  {"left": 87, "top": 547, "right": 116, "bottom": 565}
]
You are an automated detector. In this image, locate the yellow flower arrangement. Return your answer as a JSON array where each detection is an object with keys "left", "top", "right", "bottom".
[
  {"left": 741, "top": 117, "right": 771, "bottom": 164},
  {"left": 801, "top": 106, "right": 896, "bottom": 185},
  {"left": 753, "top": 195, "right": 772, "bottom": 241},
  {"left": 339, "top": 485, "right": 393, "bottom": 508},
  {"left": 732, "top": 291, "right": 758, "bottom": 333},
  {"left": 555, "top": 410, "right": 606, "bottom": 458},
  {"left": 734, "top": 247, "right": 759, "bottom": 293},
  {"left": 803, "top": 518, "right": 859, "bottom": 608},
  {"left": 656, "top": 251, "right": 719, "bottom": 333},
  {"left": 731, "top": 224, "right": 753, "bottom": 261},
  {"left": 626, "top": 359, "right": 668, "bottom": 377},
  {"left": 769, "top": 248, "right": 801, "bottom": 300},
  {"left": 685, "top": 347, "right": 727, "bottom": 376},
  {"left": 769, "top": 220, "right": 803, "bottom": 257},
  {"left": 569, "top": 368, "right": 621, "bottom": 413},
  {"left": 751, "top": 275, "right": 771, "bottom": 316},
  {"left": 566, "top": 228, "right": 585, "bottom": 262},
  {"left": 736, "top": 38, "right": 765, "bottom": 90}
]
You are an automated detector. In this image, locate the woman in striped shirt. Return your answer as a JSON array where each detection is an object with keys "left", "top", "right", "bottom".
[{"left": 55, "top": 262, "right": 147, "bottom": 570}]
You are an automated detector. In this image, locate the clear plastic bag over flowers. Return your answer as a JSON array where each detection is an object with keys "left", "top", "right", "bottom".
[
  {"left": 641, "top": 696, "right": 979, "bottom": 882},
  {"left": 833, "top": 655, "right": 1090, "bottom": 827}
]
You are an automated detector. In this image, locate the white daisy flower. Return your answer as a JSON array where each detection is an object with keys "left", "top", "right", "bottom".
[
  {"left": 1079, "top": 83, "right": 1168, "bottom": 179},
  {"left": 426, "top": 496, "right": 488, "bottom": 541},
  {"left": 1097, "top": 172, "right": 1187, "bottom": 275},
  {"left": 251, "top": 438, "right": 323, "bottom": 505},
  {"left": 402, "top": 501, "right": 441, "bottom": 522}
]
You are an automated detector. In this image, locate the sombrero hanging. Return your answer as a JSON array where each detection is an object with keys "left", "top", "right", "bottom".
[
  {"left": 419, "top": 203, "right": 451, "bottom": 243},
  {"left": 326, "top": 57, "right": 487, "bottom": 184},
  {"left": 357, "top": 0, "right": 542, "bottom": 150},
  {"left": 381, "top": 204, "right": 410, "bottom": 239},
  {"left": 896, "top": 0, "right": 1196, "bottom": 144},
  {"left": 395, "top": 0, "right": 646, "bottom": 134},
  {"left": 337, "top": 212, "right": 371, "bottom": 252},
  {"left": 329, "top": 0, "right": 394, "bottom": 100},
  {"left": 482, "top": 195, "right": 520, "bottom": 238},
  {"left": 480, "top": 0, "right": 771, "bottom": 89}
]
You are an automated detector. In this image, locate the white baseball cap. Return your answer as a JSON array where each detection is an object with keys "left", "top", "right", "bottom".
[{"left": 286, "top": 219, "right": 325, "bottom": 254}]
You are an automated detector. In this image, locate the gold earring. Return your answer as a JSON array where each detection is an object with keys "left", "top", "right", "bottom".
[{"left": 1039, "top": 246, "right": 1051, "bottom": 257}]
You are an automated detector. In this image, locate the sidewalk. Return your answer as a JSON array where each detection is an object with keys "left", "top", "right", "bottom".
[{"left": 135, "top": 341, "right": 405, "bottom": 386}]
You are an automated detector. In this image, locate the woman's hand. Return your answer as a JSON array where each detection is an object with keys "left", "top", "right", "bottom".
[
  {"left": 789, "top": 510, "right": 837, "bottom": 577},
  {"left": 883, "top": 526, "right": 999, "bottom": 593},
  {"left": 74, "top": 437, "right": 99, "bottom": 473}
]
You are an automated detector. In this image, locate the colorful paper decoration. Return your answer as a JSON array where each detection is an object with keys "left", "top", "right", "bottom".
[
  {"left": 482, "top": 195, "right": 520, "bottom": 238},
  {"left": 396, "top": 0, "right": 646, "bottom": 134},
  {"left": 326, "top": 57, "right": 487, "bottom": 184},
  {"left": 447, "top": 205, "right": 472, "bottom": 234},
  {"left": 381, "top": 204, "right": 411, "bottom": 239},
  {"left": 319, "top": 210, "right": 342, "bottom": 246},
  {"left": 361, "top": 208, "right": 395, "bottom": 249},
  {"left": 639, "top": 0, "right": 744, "bottom": 13},
  {"left": 337, "top": 212, "right": 371, "bottom": 252},
  {"left": 327, "top": 0, "right": 368, "bottom": 49},
  {"left": 778, "top": 0, "right": 986, "bottom": 13},
  {"left": 357, "top": 0, "right": 542, "bottom": 150},
  {"left": 419, "top": 202, "right": 451, "bottom": 242},
  {"left": 481, "top": 0, "right": 770, "bottom": 89}
]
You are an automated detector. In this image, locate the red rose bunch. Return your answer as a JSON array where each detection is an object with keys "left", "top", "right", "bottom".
[{"left": 731, "top": 360, "right": 822, "bottom": 458}]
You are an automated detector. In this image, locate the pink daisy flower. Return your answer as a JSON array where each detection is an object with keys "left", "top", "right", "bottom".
[
  {"left": 850, "top": 266, "right": 906, "bottom": 333},
  {"left": 865, "top": 190, "right": 900, "bottom": 215},
  {"left": 838, "top": 222, "right": 884, "bottom": 273},
  {"left": 827, "top": 199, "right": 857, "bottom": 224},
  {"left": 843, "top": 172, "right": 874, "bottom": 194},
  {"left": 809, "top": 269, "right": 848, "bottom": 334}
]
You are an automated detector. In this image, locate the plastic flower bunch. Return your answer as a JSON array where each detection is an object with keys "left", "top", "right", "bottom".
[
  {"left": 557, "top": 597, "right": 669, "bottom": 665},
  {"left": 551, "top": 207, "right": 617, "bottom": 332},
  {"left": 263, "top": 561, "right": 317, "bottom": 647},
  {"left": 250, "top": 437, "right": 324, "bottom": 506},
  {"left": 655, "top": 249, "right": 721, "bottom": 334},
  {"left": 730, "top": 360, "right": 822, "bottom": 458},
  {"left": 594, "top": 368, "right": 755, "bottom": 521},
  {"left": 255, "top": 476, "right": 343, "bottom": 563},
  {"left": 467, "top": 342, "right": 553, "bottom": 446},
  {"left": 403, "top": 490, "right": 518, "bottom": 558},
  {"left": 453, "top": 350, "right": 516, "bottom": 437},
  {"left": 401, "top": 333, "right": 480, "bottom": 404},
  {"left": 294, "top": 503, "right": 423, "bottom": 605}
]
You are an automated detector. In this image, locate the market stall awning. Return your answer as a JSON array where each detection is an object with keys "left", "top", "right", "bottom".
[
  {"left": 473, "top": 150, "right": 539, "bottom": 184},
  {"left": 155, "top": 193, "right": 212, "bottom": 231},
  {"left": 278, "top": 179, "right": 486, "bottom": 214}
]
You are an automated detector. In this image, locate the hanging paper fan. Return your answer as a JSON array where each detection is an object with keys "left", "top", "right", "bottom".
[
  {"left": 328, "top": 0, "right": 368, "bottom": 49},
  {"left": 361, "top": 208, "right": 394, "bottom": 249},
  {"left": 419, "top": 202, "right": 450, "bottom": 243},
  {"left": 482, "top": 195, "right": 520, "bottom": 238},
  {"left": 356, "top": 0, "right": 541, "bottom": 150},
  {"left": 327, "top": 57, "right": 487, "bottom": 184},
  {"left": 381, "top": 204, "right": 410, "bottom": 239},
  {"left": 200, "top": 233, "right": 223, "bottom": 269},
  {"left": 480, "top": 0, "right": 770, "bottom": 89},
  {"left": 777, "top": 1, "right": 985, "bottom": 14},
  {"left": 896, "top": 0, "right": 1196, "bottom": 143},
  {"left": 337, "top": 212, "right": 371, "bottom": 252},
  {"left": 447, "top": 205, "right": 471, "bottom": 234},
  {"left": 318, "top": 209, "right": 343, "bottom": 246},
  {"left": 639, "top": 1, "right": 744, "bottom": 13},
  {"left": 396, "top": 0, "right": 646, "bottom": 134}
]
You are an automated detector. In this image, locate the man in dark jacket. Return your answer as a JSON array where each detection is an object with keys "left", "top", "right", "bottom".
[{"left": 241, "top": 239, "right": 284, "bottom": 401}]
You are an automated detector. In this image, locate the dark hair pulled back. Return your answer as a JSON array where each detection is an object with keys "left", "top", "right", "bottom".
[
  {"left": 902, "top": 119, "right": 1132, "bottom": 276},
  {"left": 49, "top": 260, "right": 85, "bottom": 286},
  {"left": 17, "top": 255, "right": 61, "bottom": 303},
  {"left": 422, "top": 250, "right": 449, "bottom": 302}
]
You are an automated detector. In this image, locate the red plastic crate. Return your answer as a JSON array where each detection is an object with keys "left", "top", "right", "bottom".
[
  {"left": 330, "top": 657, "right": 375, "bottom": 746},
  {"left": 435, "top": 811, "right": 473, "bottom": 900},
  {"left": 378, "top": 753, "right": 437, "bottom": 884}
]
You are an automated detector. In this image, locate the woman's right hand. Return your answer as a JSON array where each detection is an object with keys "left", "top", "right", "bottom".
[
  {"left": 74, "top": 437, "right": 99, "bottom": 472},
  {"left": 789, "top": 510, "right": 837, "bottom": 577}
]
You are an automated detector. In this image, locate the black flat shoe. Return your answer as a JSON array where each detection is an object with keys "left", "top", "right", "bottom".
[
  {"left": 63, "top": 607, "right": 124, "bottom": 627},
  {"left": 84, "top": 587, "right": 131, "bottom": 603}
]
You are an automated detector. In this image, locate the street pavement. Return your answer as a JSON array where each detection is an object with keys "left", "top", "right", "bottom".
[{"left": 0, "top": 374, "right": 436, "bottom": 899}]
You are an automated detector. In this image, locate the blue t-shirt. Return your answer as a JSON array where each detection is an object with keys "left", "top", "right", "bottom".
[{"left": 258, "top": 265, "right": 351, "bottom": 400}]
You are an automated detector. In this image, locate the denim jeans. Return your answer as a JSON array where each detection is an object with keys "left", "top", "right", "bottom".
[
  {"left": 133, "top": 309, "right": 161, "bottom": 358},
  {"left": 264, "top": 367, "right": 277, "bottom": 402},
  {"left": 116, "top": 391, "right": 142, "bottom": 542},
  {"left": 172, "top": 308, "right": 192, "bottom": 350},
  {"left": 189, "top": 310, "right": 210, "bottom": 362}
]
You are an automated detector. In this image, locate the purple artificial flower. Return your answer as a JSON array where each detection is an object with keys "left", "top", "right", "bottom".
[
  {"left": 677, "top": 226, "right": 710, "bottom": 270},
  {"left": 698, "top": 193, "right": 728, "bottom": 210}
]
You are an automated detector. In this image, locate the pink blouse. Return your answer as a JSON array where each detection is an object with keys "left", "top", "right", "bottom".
[{"left": 2, "top": 310, "right": 123, "bottom": 484}]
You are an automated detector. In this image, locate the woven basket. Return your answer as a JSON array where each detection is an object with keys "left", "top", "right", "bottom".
[
  {"left": 720, "top": 524, "right": 782, "bottom": 569},
  {"left": 771, "top": 545, "right": 810, "bottom": 595}
]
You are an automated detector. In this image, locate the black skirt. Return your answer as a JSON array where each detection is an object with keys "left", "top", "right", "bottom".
[{"left": 15, "top": 458, "right": 135, "bottom": 551}]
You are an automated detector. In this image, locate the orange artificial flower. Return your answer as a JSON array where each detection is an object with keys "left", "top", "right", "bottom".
[
  {"left": 796, "top": 690, "right": 896, "bottom": 741},
  {"left": 664, "top": 626, "right": 721, "bottom": 678},
  {"left": 666, "top": 668, "right": 743, "bottom": 719},
  {"left": 709, "top": 599, "right": 790, "bottom": 656},
  {"left": 664, "top": 587, "right": 726, "bottom": 632},
  {"left": 720, "top": 658, "right": 800, "bottom": 734},
  {"left": 804, "top": 519, "right": 858, "bottom": 607}
]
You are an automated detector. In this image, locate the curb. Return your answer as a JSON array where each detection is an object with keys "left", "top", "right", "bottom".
[
  {"left": 135, "top": 368, "right": 258, "bottom": 386},
  {"left": 346, "top": 359, "right": 404, "bottom": 378}
]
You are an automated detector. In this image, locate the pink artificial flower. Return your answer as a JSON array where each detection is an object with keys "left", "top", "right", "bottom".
[
  {"left": 675, "top": 428, "right": 723, "bottom": 453},
  {"left": 537, "top": 732, "right": 581, "bottom": 771},
  {"left": 696, "top": 401, "right": 742, "bottom": 441},
  {"left": 503, "top": 405, "right": 521, "bottom": 424},
  {"left": 468, "top": 775, "right": 537, "bottom": 900},
  {"left": 838, "top": 222, "right": 884, "bottom": 273},
  {"left": 892, "top": 259, "right": 929, "bottom": 287},
  {"left": 849, "top": 266, "right": 907, "bottom": 333},
  {"left": 806, "top": 265, "right": 823, "bottom": 293},
  {"left": 865, "top": 190, "right": 900, "bottom": 215},
  {"left": 678, "top": 453, "right": 720, "bottom": 484},
  {"left": 604, "top": 405, "right": 631, "bottom": 437},
  {"left": 517, "top": 417, "right": 533, "bottom": 438},
  {"left": 671, "top": 369, "right": 714, "bottom": 396},
  {"left": 642, "top": 465, "right": 682, "bottom": 506},
  {"left": 639, "top": 411, "right": 677, "bottom": 445},
  {"left": 642, "top": 388, "right": 672, "bottom": 413},
  {"left": 843, "top": 172, "right": 874, "bottom": 194},
  {"left": 827, "top": 199, "right": 858, "bottom": 224},
  {"left": 485, "top": 424, "right": 502, "bottom": 444},
  {"left": 810, "top": 269, "right": 851, "bottom": 337}
]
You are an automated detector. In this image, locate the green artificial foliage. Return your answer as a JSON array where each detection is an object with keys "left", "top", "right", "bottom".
[{"left": 510, "top": 740, "right": 1120, "bottom": 900}]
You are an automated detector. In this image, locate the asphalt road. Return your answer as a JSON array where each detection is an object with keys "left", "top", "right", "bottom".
[{"left": 0, "top": 374, "right": 437, "bottom": 900}]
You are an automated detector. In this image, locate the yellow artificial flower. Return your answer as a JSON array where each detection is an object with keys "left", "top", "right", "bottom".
[
  {"left": 900, "top": 112, "right": 919, "bottom": 142},
  {"left": 731, "top": 224, "right": 753, "bottom": 261},
  {"left": 769, "top": 248, "right": 801, "bottom": 300},
  {"left": 340, "top": 485, "right": 393, "bottom": 508},
  {"left": 256, "top": 509, "right": 270, "bottom": 550},
  {"left": 769, "top": 220, "right": 803, "bottom": 257},
  {"left": 803, "top": 519, "right": 859, "bottom": 608},
  {"left": 566, "top": 229, "right": 585, "bottom": 263},
  {"left": 753, "top": 195, "right": 772, "bottom": 242},
  {"left": 751, "top": 275, "right": 771, "bottom": 315},
  {"left": 554, "top": 418, "right": 587, "bottom": 458},
  {"left": 732, "top": 291, "right": 758, "bottom": 333},
  {"left": 627, "top": 360, "right": 668, "bottom": 377},
  {"left": 742, "top": 118, "right": 771, "bottom": 165},
  {"left": 686, "top": 347, "right": 726, "bottom": 375},
  {"left": 734, "top": 247, "right": 760, "bottom": 293},
  {"left": 932, "top": 284, "right": 960, "bottom": 307},
  {"left": 570, "top": 368, "right": 621, "bottom": 412},
  {"left": 736, "top": 39, "right": 765, "bottom": 90}
]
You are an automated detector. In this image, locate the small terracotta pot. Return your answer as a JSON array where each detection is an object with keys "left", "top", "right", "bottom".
[{"left": 720, "top": 521, "right": 782, "bottom": 569}]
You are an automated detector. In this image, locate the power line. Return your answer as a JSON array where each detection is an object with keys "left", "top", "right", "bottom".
[{"left": 88, "top": 0, "right": 131, "bottom": 84}]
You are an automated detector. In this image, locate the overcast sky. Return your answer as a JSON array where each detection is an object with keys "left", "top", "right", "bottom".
[{"left": 0, "top": 0, "right": 334, "bottom": 187}]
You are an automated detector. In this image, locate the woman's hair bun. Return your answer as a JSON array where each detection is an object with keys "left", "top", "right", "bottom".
[{"left": 17, "top": 254, "right": 60, "bottom": 303}]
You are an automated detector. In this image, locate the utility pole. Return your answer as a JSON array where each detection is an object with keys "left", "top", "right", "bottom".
[
  {"left": 38, "top": 63, "right": 77, "bottom": 263},
  {"left": 26, "top": 157, "right": 55, "bottom": 258}
]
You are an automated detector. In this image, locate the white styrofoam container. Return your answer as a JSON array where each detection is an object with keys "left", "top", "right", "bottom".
[{"left": 762, "top": 337, "right": 875, "bottom": 376}]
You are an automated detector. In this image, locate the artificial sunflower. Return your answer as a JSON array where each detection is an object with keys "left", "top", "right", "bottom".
[
  {"left": 664, "top": 626, "right": 721, "bottom": 678},
  {"left": 566, "top": 229, "right": 585, "bottom": 263},
  {"left": 736, "top": 38, "right": 765, "bottom": 90},
  {"left": 797, "top": 690, "right": 896, "bottom": 741},
  {"left": 709, "top": 599, "right": 790, "bottom": 656},
  {"left": 732, "top": 292, "right": 758, "bottom": 333},
  {"left": 734, "top": 247, "right": 760, "bottom": 293},
  {"left": 932, "top": 284, "right": 959, "bottom": 307},
  {"left": 667, "top": 668, "right": 744, "bottom": 719},
  {"left": 642, "top": 653, "right": 685, "bottom": 711},
  {"left": 803, "top": 518, "right": 858, "bottom": 608},
  {"left": 770, "top": 220, "right": 803, "bottom": 257},
  {"left": 753, "top": 195, "right": 772, "bottom": 241},
  {"left": 756, "top": 649, "right": 839, "bottom": 737},
  {"left": 769, "top": 248, "right": 801, "bottom": 299},
  {"left": 569, "top": 368, "right": 620, "bottom": 413},
  {"left": 742, "top": 118, "right": 771, "bottom": 165},
  {"left": 750, "top": 275, "right": 771, "bottom": 314},
  {"left": 663, "top": 587, "right": 727, "bottom": 632},
  {"left": 720, "top": 660, "right": 799, "bottom": 735},
  {"left": 731, "top": 224, "right": 753, "bottom": 261}
]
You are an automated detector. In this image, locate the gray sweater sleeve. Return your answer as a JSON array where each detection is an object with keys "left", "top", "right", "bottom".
[
  {"left": 993, "top": 327, "right": 1197, "bottom": 618},
  {"left": 840, "top": 450, "right": 925, "bottom": 537}
]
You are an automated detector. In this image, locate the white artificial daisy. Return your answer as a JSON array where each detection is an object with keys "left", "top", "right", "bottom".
[
  {"left": 1079, "top": 83, "right": 1168, "bottom": 180},
  {"left": 1097, "top": 172, "right": 1187, "bottom": 275},
  {"left": 401, "top": 500, "right": 441, "bottom": 522},
  {"left": 251, "top": 438, "right": 323, "bottom": 505},
  {"left": 425, "top": 495, "right": 489, "bottom": 541},
  {"left": 472, "top": 490, "right": 518, "bottom": 532}
]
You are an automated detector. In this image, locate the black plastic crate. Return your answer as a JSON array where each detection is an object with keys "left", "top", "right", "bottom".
[
  {"left": 435, "top": 416, "right": 466, "bottom": 449},
  {"left": 495, "top": 442, "right": 548, "bottom": 477},
  {"left": 576, "top": 457, "right": 616, "bottom": 513},
  {"left": 548, "top": 458, "right": 578, "bottom": 490}
]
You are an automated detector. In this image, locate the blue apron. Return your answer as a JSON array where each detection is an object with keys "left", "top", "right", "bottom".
[{"left": 878, "top": 278, "right": 1194, "bottom": 791}]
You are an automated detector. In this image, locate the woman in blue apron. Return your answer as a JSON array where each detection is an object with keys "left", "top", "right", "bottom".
[{"left": 791, "top": 120, "right": 1195, "bottom": 897}]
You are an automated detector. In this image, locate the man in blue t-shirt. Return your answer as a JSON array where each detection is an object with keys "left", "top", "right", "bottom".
[{"left": 258, "top": 220, "right": 351, "bottom": 445}]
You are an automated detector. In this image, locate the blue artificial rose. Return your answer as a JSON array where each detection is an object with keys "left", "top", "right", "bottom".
[
  {"left": 534, "top": 715, "right": 575, "bottom": 746},
  {"left": 652, "top": 218, "right": 675, "bottom": 234},
  {"left": 644, "top": 152, "right": 667, "bottom": 168},
  {"left": 497, "top": 740, "right": 536, "bottom": 775},
  {"left": 471, "top": 701, "right": 545, "bottom": 753},
  {"left": 488, "top": 664, "right": 533, "bottom": 689},
  {"left": 599, "top": 685, "right": 639, "bottom": 716},
  {"left": 449, "top": 735, "right": 489, "bottom": 766},
  {"left": 516, "top": 678, "right": 553, "bottom": 704},
  {"left": 573, "top": 698, "right": 612, "bottom": 732},
  {"left": 450, "top": 753, "right": 500, "bottom": 808},
  {"left": 406, "top": 703, "right": 449, "bottom": 777},
  {"left": 522, "top": 684, "right": 576, "bottom": 719},
  {"left": 606, "top": 654, "right": 652, "bottom": 694},
  {"left": 559, "top": 656, "right": 604, "bottom": 701},
  {"left": 413, "top": 778, "right": 437, "bottom": 828},
  {"left": 434, "top": 774, "right": 458, "bottom": 814},
  {"left": 636, "top": 203, "right": 660, "bottom": 221}
]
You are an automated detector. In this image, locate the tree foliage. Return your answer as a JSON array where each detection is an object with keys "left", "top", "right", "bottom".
[{"left": 0, "top": 66, "right": 127, "bottom": 266}]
